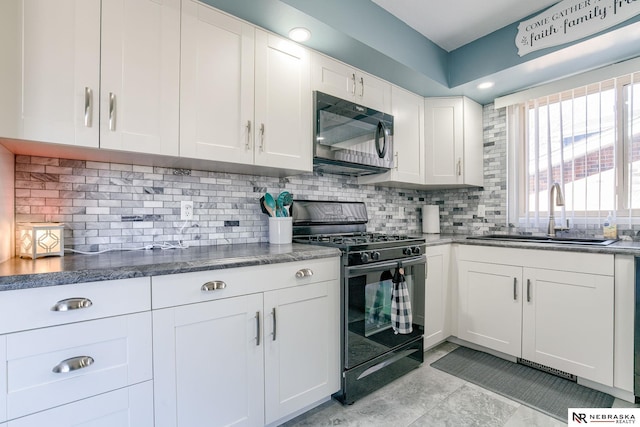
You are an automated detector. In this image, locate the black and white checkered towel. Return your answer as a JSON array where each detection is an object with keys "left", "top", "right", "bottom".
[{"left": 391, "top": 266, "right": 412, "bottom": 334}]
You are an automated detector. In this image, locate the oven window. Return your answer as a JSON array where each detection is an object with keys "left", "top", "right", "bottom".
[
  {"left": 346, "top": 263, "right": 424, "bottom": 369},
  {"left": 364, "top": 270, "right": 393, "bottom": 337}
]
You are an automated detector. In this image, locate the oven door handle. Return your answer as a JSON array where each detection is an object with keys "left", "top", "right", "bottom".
[{"left": 345, "top": 255, "right": 425, "bottom": 277}]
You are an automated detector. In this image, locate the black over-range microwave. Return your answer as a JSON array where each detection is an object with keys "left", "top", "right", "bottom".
[{"left": 313, "top": 91, "right": 393, "bottom": 176}]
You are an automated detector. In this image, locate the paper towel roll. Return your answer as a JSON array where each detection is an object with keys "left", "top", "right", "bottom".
[{"left": 422, "top": 205, "right": 440, "bottom": 234}]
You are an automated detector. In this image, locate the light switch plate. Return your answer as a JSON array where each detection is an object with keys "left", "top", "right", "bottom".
[{"left": 477, "top": 204, "right": 486, "bottom": 218}]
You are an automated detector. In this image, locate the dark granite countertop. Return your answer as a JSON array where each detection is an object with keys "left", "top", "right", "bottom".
[
  {"left": 2, "top": 235, "right": 639, "bottom": 292},
  {"left": 425, "top": 233, "right": 640, "bottom": 255},
  {"left": 0, "top": 243, "right": 341, "bottom": 292}
]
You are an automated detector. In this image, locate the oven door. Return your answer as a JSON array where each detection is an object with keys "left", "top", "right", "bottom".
[{"left": 343, "top": 256, "right": 425, "bottom": 370}]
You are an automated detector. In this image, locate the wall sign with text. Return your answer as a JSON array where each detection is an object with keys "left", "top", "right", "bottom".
[{"left": 515, "top": 0, "right": 640, "bottom": 56}]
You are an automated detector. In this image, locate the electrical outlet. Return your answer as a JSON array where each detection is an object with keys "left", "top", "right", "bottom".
[
  {"left": 477, "top": 204, "right": 486, "bottom": 218},
  {"left": 181, "top": 201, "right": 193, "bottom": 220},
  {"left": 398, "top": 206, "right": 405, "bottom": 219}
]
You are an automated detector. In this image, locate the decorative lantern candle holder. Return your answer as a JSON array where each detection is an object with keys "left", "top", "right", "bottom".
[{"left": 17, "top": 223, "right": 65, "bottom": 259}]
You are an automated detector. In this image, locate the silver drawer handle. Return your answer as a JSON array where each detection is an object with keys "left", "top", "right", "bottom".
[
  {"left": 51, "top": 297, "right": 93, "bottom": 312},
  {"left": 52, "top": 356, "right": 94, "bottom": 373},
  {"left": 201, "top": 281, "right": 227, "bottom": 292},
  {"left": 295, "top": 268, "right": 314, "bottom": 278}
]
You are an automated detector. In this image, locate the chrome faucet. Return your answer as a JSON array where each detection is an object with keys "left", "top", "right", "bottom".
[{"left": 547, "top": 182, "right": 568, "bottom": 236}]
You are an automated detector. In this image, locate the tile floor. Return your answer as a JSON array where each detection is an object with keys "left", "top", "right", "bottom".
[{"left": 281, "top": 342, "right": 639, "bottom": 427}]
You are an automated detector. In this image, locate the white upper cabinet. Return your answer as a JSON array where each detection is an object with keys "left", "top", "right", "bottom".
[
  {"left": 180, "top": 2, "right": 312, "bottom": 172},
  {"left": 99, "top": 0, "right": 180, "bottom": 155},
  {"left": 179, "top": 1, "right": 255, "bottom": 165},
  {"left": 424, "top": 96, "right": 483, "bottom": 187},
  {"left": 312, "top": 52, "right": 391, "bottom": 114},
  {"left": 254, "top": 30, "right": 312, "bottom": 170},
  {"left": 0, "top": 0, "right": 100, "bottom": 147},
  {"left": 0, "top": 0, "right": 180, "bottom": 155},
  {"left": 359, "top": 85, "right": 424, "bottom": 186}
]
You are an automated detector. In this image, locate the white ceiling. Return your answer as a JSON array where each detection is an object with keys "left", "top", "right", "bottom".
[{"left": 372, "top": 0, "right": 560, "bottom": 52}]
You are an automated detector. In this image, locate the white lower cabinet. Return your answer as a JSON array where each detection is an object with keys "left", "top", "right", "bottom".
[
  {"left": 6, "top": 312, "right": 152, "bottom": 421},
  {"left": 424, "top": 245, "right": 451, "bottom": 349},
  {"left": 263, "top": 281, "right": 339, "bottom": 425},
  {"left": 457, "top": 246, "right": 614, "bottom": 386},
  {"left": 152, "top": 258, "right": 341, "bottom": 427},
  {"left": 0, "top": 336, "right": 6, "bottom": 424},
  {"left": 458, "top": 261, "right": 523, "bottom": 357},
  {"left": 153, "top": 294, "right": 265, "bottom": 427},
  {"left": 0, "top": 278, "right": 152, "bottom": 426},
  {"left": 521, "top": 267, "right": 613, "bottom": 385},
  {"left": 6, "top": 381, "right": 153, "bottom": 427}
]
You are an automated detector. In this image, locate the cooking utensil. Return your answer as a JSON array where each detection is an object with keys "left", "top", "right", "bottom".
[
  {"left": 263, "top": 193, "right": 276, "bottom": 217},
  {"left": 276, "top": 192, "right": 287, "bottom": 217},
  {"left": 277, "top": 191, "right": 293, "bottom": 217}
]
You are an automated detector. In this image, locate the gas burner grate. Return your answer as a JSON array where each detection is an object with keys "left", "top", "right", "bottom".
[{"left": 296, "top": 232, "right": 412, "bottom": 245}]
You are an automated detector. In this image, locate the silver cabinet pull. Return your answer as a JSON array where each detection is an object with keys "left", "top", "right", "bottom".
[
  {"left": 272, "top": 307, "right": 277, "bottom": 341},
  {"left": 295, "top": 268, "right": 314, "bottom": 278},
  {"left": 351, "top": 73, "right": 356, "bottom": 95},
  {"left": 256, "top": 311, "right": 261, "bottom": 346},
  {"left": 246, "top": 120, "right": 252, "bottom": 150},
  {"left": 359, "top": 76, "right": 364, "bottom": 97},
  {"left": 201, "top": 280, "right": 227, "bottom": 292},
  {"left": 259, "top": 123, "right": 265, "bottom": 151},
  {"left": 527, "top": 279, "right": 531, "bottom": 302},
  {"left": 108, "top": 92, "right": 116, "bottom": 131},
  {"left": 457, "top": 158, "right": 462, "bottom": 176},
  {"left": 51, "top": 297, "right": 93, "bottom": 312},
  {"left": 513, "top": 278, "right": 517, "bottom": 300},
  {"left": 394, "top": 152, "right": 399, "bottom": 170},
  {"left": 52, "top": 356, "right": 94, "bottom": 373},
  {"left": 84, "top": 87, "right": 93, "bottom": 127}
]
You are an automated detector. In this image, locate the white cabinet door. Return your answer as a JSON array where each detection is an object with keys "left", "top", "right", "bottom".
[
  {"left": 0, "top": 336, "right": 6, "bottom": 424},
  {"left": 100, "top": 0, "right": 180, "bottom": 155},
  {"left": 6, "top": 381, "right": 153, "bottom": 427},
  {"left": 357, "top": 70, "right": 392, "bottom": 114},
  {"left": 311, "top": 52, "right": 391, "bottom": 113},
  {"left": 522, "top": 268, "right": 614, "bottom": 386},
  {"left": 424, "top": 245, "right": 450, "bottom": 349},
  {"left": 179, "top": 1, "right": 255, "bottom": 164},
  {"left": 424, "top": 97, "right": 483, "bottom": 187},
  {"left": 254, "top": 30, "right": 312, "bottom": 171},
  {"left": 312, "top": 53, "right": 357, "bottom": 102},
  {"left": 153, "top": 294, "right": 264, "bottom": 427},
  {"left": 390, "top": 86, "right": 424, "bottom": 184},
  {"left": 263, "top": 281, "right": 340, "bottom": 425},
  {"left": 458, "top": 261, "right": 523, "bottom": 357},
  {"left": 424, "top": 97, "right": 463, "bottom": 185},
  {"left": 0, "top": 0, "right": 101, "bottom": 146}
]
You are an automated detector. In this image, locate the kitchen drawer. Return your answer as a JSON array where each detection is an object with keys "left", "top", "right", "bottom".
[
  {"left": 0, "top": 277, "right": 150, "bottom": 334},
  {"left": 6, "top": 381, "right": 153, "bottom": 427},
  {"left": 152, "top": 257, "right": 340, "bottom": 309},
  {"left": 5, "top": 312, "right": 152, "bottom": 420}
]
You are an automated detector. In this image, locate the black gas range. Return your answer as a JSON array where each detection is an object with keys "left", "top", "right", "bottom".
[{"left": 292, "top": 200, "right": 426, "bottom": 404}]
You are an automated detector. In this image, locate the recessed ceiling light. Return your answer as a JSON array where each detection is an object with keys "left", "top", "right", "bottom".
[
  {"left": 288, "top": 27, "right": 311, "bottom": 42},
  {"left": 477, "top": 81, "right": 495, "bottom": 90}
]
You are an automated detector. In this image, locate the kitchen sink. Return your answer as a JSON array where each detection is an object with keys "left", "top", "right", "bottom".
[{"left": 466, "top": 234, "right": 619, "bottom": 246}]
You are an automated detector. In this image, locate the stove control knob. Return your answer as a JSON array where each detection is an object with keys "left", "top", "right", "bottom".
[
  {"left": 371, "top": 251, "right": 380, "bottom": 261},
  {"left": 402, "top": 248, "right": 413, "bottom": 256},
  {"left": 360, "top": 252, "right": 370, "bottom": 263},
  {"left": 412, "top": 246, "right": 421, "bottom": 255}
]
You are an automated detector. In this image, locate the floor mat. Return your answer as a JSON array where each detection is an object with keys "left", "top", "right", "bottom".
[{"left": 430, "top": 346, "right": 614, "bottom": 421}]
